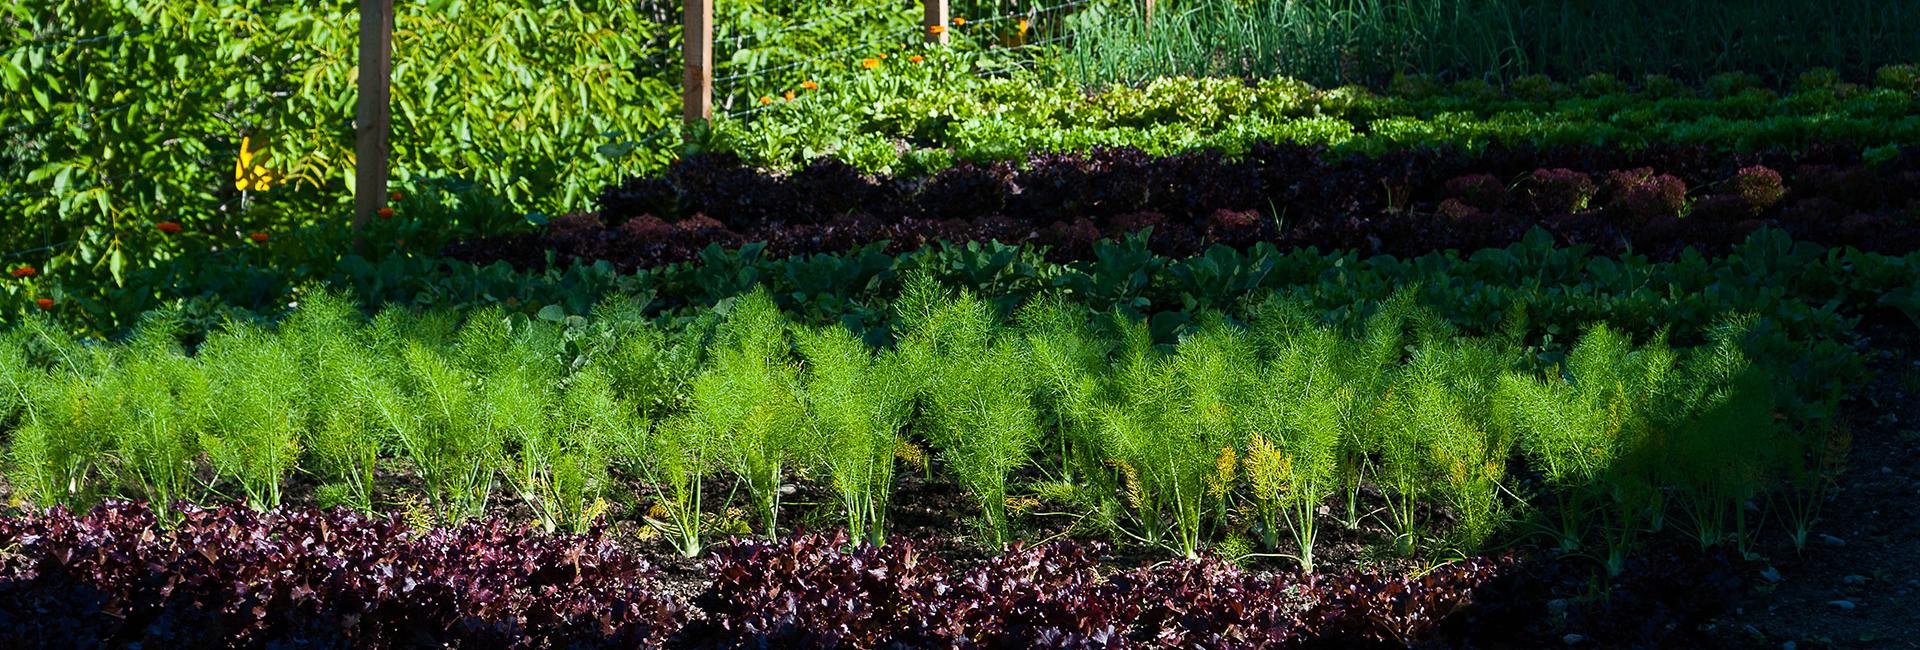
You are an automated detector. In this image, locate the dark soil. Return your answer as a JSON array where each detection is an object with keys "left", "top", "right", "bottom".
[{"left": 1708, "top": 335, "right": 1920, "bottom": 649}]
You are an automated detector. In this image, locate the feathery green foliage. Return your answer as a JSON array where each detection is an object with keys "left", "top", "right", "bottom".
[
  {"left": 798, "top": 324, "right": 913, "bottom": 546},
  {"left": 281, "top": 291, "right": 382, "bottom": 513},
  {"left": 198, "top": 324, "right": 304, "bottom": 511},
  {"left": 1242, "top": 323, "right": 1350, "bottom": 574},
  {"left": 688, "top": 290, "right": 807, "bottom": 538},
  {"left": 102, "top": 311, "right": 206, "bottom": 525},
  {"left": 367, "top": 314, "right": 501, "bottom": 524},
  {"left": 0, "top": 283, "right": 1838, "bottom": 573},
  {"left": 1093, "top": 316, "right": 1252, "bottom": 558},
  {"left": 899, "top": 275, "right": 1040, "bottom": 547}
]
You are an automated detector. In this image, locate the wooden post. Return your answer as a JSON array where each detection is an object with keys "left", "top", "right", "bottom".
[
  {"left": 353, "top": 0, "right": 393, "bottom": 234},
  {"left": 924, "top": 0, "right": 949, "bottom": 45},
  {"left": 684, "top": 0, "right": 713, "bottom": 124},
  {"left": 1143, "top": 0, "right": 1155, "bottom": 27}
]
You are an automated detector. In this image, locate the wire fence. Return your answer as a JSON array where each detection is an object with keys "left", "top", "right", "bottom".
[{"left": 711, "top": 0, "right": 1095, "bottom": 120}]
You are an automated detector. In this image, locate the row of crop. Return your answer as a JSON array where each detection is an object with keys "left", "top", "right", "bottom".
[
  {"left": 495, "top": 145, "right": 1920, "bottom": 274},
  {"left": 0, "top": 503, "right": 1739, "bottom": 648},
  {"left": 1, "top": 282, "right": 1847, "bottom": 574},
  {"left": 1054, "top": 0, "right": 1920, "bottom": 87},
  {"left": 8, "top": 226, "right": 1906, "bottom": 389},
  {"left": 703, "top": 56, "right": 1920, "bottom": 171}
]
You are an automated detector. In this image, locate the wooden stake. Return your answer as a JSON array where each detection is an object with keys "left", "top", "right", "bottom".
[
  {"left": 684, "top": 0, "right": 713, "bottom": 124},
  {"left": 1144, "top": 0, "right": 1155, "bottom": 27},
  {"left": 925, "top": 0, "right": 950, "bottom": 45},
  {"left": 353, "top": 0, "right": 393, "bottom": 234}
]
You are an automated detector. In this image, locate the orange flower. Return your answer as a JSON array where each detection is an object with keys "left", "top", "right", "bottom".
[
  {"left": 390, "top": 190, "right": 405, "bottom": 202},
  {"left": 377, "top": 207, "right": 395, "bottom": 219},
  {"left": 33, "top": 298, "right": 53, "bottom": 310},
  {"left": 758, "top": 95, "right": 773, "bottom": 105},
  {"left": 1017, "top": 18, "right": 1029, "bottom": 35},
  {"left": 10, "top": 265, "right": 36, "bottom": 278},
  {"left": 156, "top": 221, "right": 183, "bottom": 234},
  {"left": 909, "top": 55, "right": 924, "bottom": 63},
  {"left": 928, "top": 24, "right": 946, "bottom": 34},
  {"left": 952, "top": 17, "right": 966, "bottom": 25},
  {"left": 783, "top": 91, "right": 796, "bottom": 101},
  {"left": 249, "top": 232, "right": 270, "bottom": 243},
  {"left": 861, "top": 58, "right": 880, "bottom": 69},
  {"left": 801, "top": 80, "right": 819, "bottom": 90}
]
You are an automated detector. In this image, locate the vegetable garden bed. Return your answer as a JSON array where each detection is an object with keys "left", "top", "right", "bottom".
[
  {"left": 7, "top": 6, "right": 1919, "bottom": 646},
  {"left": 448, "top": 144, "right": 1920, "bottom": 273}
]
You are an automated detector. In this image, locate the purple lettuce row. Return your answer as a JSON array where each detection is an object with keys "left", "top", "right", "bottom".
[
  {"left": 447, "top": 143, "right": 1920, "bottom": 273},
  {"left": 0, "top": 505, "right": 1751, "bottom": 649},
  {"left": 695, "top": 530, "right": 1518, "bottom": 649},
  {"left": 0, "top": 500, "right": 684, "bottom": 649}
]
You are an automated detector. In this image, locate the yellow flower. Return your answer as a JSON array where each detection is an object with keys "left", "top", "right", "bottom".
[
  {"left": 1017, "top": 18, "right": 1029, "bottom": 35},
  {"left": 783, "top": 91, "right": 795, "bottom": 101},
  {"left": 952, "top": 17, "right": 966, "bottom": 26},
  {"left": 861, "top": 58, "right": 880, "bottom": 69},
  {"left": 233, "top": 136, "right": 275, "bottom": 192},
  {"left": 759, "top": 95, "right": 773, "bottom": 105},
  {"left": 801, "top": 80, "right": 819, "bottom": 90},
  {"left": 928, "top": 24, "right": 946, "bottom": 34}
]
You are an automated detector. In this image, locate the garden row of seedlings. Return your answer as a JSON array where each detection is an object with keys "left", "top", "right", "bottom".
[{"left": 1, "top": 279, "right": 1840, "bottom": 576}]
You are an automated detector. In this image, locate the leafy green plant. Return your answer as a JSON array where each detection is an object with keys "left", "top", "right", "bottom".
[
  {"left": 364, "top": 315, "right": 500, "bottom": 524},
  {"left": 1497, "top": 326, "right": 1676, "bottom": 575},
  {"left": 1016, "top": 297, "right": 1119, "bottom": 530},
  {"left": 2, "top": 315, "right": 116, "bottom": 509},
  {"left": 638, "top": 413, "right": 714, "bottom": 558},
  {"left": 1662, "top": 316, "right": 1777, "bottom": 554},
  {"left": 197, "top": 324, "right": 304, "bottom": 511},
  {"left": 797, "top": 324, "right": 912, "bottom": 546},
  {"left": 101, "top": 311, "right": 206, "bottom": 524},
  {"left": 1091, "top": 317, "right": 1252, "bottom": 558},
  {"left": 1378, "top": 336, "right": 1515, "bottom": 556},
  {"left": 684, "top": 289, "right": 807, "bottom": 538},
  {"left": 898, "top": 275, "right": 1040, "bottom": 546},
  {"left": 278, "top": 291, "right": 381, "bottom": 512},
  {"left": 525, "top": 366, "right": 628, "bottom": 534},
  {"left": 1240, "top": 325, "right": 1349, "bottom": 574}
]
